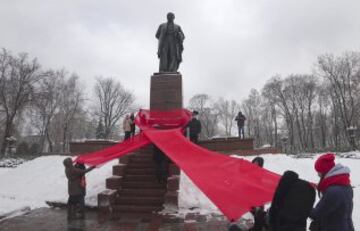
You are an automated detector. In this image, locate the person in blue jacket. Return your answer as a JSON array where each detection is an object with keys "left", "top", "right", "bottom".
[{"left": 310, "top": 153, "right": 354, "bottom": 231}]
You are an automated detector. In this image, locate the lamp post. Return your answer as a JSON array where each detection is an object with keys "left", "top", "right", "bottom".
[{"left": 346, "top": 126, "right": 357, "bottom": 151}]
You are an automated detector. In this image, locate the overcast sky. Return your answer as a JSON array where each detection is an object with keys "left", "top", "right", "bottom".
[{"left": 1, "top": 0, "right": 360, "bottom": 108}]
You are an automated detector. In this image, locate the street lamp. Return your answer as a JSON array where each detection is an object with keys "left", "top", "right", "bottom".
[{"left": 346, "top": 126, "right": 358, "bottom": 151}]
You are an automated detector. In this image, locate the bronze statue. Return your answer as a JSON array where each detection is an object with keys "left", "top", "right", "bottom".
[{"left": 156, "top": 12, "right": 185, "bottom": 73}]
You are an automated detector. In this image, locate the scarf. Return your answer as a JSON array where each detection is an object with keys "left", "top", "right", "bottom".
[{"left": 318, "top": 174, "right": 350, "bottom": 192}]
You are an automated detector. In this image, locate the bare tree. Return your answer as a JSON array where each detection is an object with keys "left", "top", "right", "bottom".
[
  {"left": 0, "top": 49, "right": 41, "bottom": 156},
  {"left": 59, "top": 74, "right": 83, "bottom": 152},
  {"left": 314, "top": 82, "right": 331, "bottom": 148},
  {"left": 261, "top": 85, "right": 279, "bottom": 147},
  {"left": 263, "top": 76, "right": 295, "bottom": 151},
  {"left": 317, "top": 52, "right": 360, "bottom": 149},
  {"left": 242, "top": 89, "right": 262, "bottom": 143},
  {"left": 188, "top": 94, "right": 219, "bottom": 139},
  {"left": 215, "top": 98, "right": 239, "bottom": 137},
  {"left": 31, "top": 69, "right": 64, "bottom": 152},
  {"left": 94, "top": 77, "right": 135, "bottom": 139},
  {"left": 282, "top": 75, "right": 317, "bottom": 151}
]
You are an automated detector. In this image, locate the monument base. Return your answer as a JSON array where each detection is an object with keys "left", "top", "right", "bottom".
[{"left": 150, "top": 73, "right": 182, "bottom": 110}]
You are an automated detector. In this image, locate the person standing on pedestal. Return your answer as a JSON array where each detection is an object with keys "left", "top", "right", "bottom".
[
  {"left": 123, "top": 114, "right": 132, "bottom": 140},
  {"left": 235, "top": 111, "right": 246, "bottom": 139},
  {"left": 156, "top": 12, "right": 185, "bottom": 72},
  {"left": 187, "top": 111, "right": 202, "bottom": 144},
  {"left": 130, "top": 113, "right": 136, "bottom": 137}
]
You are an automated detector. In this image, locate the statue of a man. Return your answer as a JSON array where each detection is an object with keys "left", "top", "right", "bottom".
[{"left": 156, "top": 12, "right": 185, "bottom": 73}]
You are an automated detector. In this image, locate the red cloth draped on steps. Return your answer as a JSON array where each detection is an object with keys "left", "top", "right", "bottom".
[
  {"left": 74, "top": 109, "right": 280, "bottom": 220},
  {"left": 144, "top": 128, "right": 280, "bottom": 220},
  {"left": 75, "top": 133, "right": 150, "bottom": 166}
]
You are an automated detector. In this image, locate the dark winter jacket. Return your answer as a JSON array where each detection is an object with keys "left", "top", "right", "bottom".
[
  {"left": 310, "top": 164, "right": 354, "bottom": 231},
  {"left": 269, "top": 171, "right": 315, "bottom": 231},
  {"left": 63, "top": 158, "right": 94, "bottom": 196},
  {"left": 235, "top": 113, "right": 246, "bottom": 127},
  {"left": 187, "top": 118, "right": 201, "bottom": 137},
  {"left": 130, "top": 114, "right": 135, "bottom": 132},
  {"left": 153, "top": 146, "right": 167, "bottom": 164}
]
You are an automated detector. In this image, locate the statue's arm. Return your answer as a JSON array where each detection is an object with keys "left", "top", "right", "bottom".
[
  {"left": 178, "top": 26, "right": 185, "bottom": 42},
  {"left": 155, "top": 25, "right": 161, "bottom": 39}
]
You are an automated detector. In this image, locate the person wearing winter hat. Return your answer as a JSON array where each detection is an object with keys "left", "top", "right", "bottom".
[
  {"left": 63, "top": 158, "right": 95, "bottom": 220},
  {"left": 309, "top": 153, "right": 354, "bottom": 231},
  {"left": 186, "top": 110, "right": 201, "bottom": 143}
]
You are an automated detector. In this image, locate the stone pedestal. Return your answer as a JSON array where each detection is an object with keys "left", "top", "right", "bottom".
[
  {"left": 150, "top": 73, "right": 183, "bottom": 110},
  {"left": 150, "top": 73, "right": 182, "bottom": 211}
]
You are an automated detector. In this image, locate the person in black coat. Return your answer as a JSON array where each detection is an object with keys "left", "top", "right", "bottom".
[
  {"left": 129, "top": 113, "right": 136, "bottom": 137},
  {"left": 268, "top": 170, "right": 315, "bottom": 231},
  {"left": 153, "top": 145, "right": 169, "bottom": 183},
  {"left": 235, "top": 111, "right": 246, "bottom": 139},
  {"left": 187, "top": 111, "right": 201, "bottom": 143},
  {"left": 250, "top": 157, "right": 266, "bottom": 231}
]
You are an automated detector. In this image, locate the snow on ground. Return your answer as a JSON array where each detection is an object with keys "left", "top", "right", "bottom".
[
  {"left": 0, "top": 152, "right": 359, "bottom": 229},
  {"left": 0, "top": 158, "right": 25, "bottom": 168},
  {"left": 0, "top": 168, "right": 10, "bottom": 175},
  {"left": 0, "top": 156, "right": 117, "bottom": 216}
]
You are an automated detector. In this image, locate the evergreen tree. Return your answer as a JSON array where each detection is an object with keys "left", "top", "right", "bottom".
[{"left": 95, "top": 118, "right": 105, "bottom": 139}]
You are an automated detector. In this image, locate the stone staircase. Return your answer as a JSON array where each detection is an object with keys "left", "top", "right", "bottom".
[{"left": 98, "top": 145, "right": 180, "bottom": 221}]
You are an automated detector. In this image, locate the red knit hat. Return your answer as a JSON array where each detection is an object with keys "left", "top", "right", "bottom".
[{"left": 315, "top": 153, "right": 335, "bottom": 174}]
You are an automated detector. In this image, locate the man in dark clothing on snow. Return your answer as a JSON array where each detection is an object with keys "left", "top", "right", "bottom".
[
  {"left": 63, "top": 158, "right": 95, "bottom": 220},
  {"left": 309, "top": 153, "right": 354, "bottom": 231},
  {"left": 187, "top": 111, "right": 201, "bottom": 143},
  {"left": 235, "top": 111, "right": 246, "bottom": 139},
  {"left": 269, "top": 170, "right": 315, "bottom": 231}
]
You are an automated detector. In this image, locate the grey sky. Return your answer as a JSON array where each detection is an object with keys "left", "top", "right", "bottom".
[{"left": 1, "top": 0, "right": 360, "bottom": 108}]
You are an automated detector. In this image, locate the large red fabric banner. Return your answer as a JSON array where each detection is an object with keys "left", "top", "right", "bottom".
[
  {"left": 75, "top": 109, "right": 280, "bottom": 220},
  {"left": 144, "top": 128, "right": 280, "bottom": 220},
  {"left": 135, "top": 109, "right": 192, "bottom": 130},
  {"left": 75, "top": 133, "right": 150, "bottom": 166}
]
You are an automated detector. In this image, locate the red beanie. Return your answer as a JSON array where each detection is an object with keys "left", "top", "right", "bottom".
[{"left": 315, "top": 153, "right": 335, "bottom": 174}]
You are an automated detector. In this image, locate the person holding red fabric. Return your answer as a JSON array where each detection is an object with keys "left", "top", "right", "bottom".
[{"left": 310, "top": 153, "right": 354, "bottom": 231}]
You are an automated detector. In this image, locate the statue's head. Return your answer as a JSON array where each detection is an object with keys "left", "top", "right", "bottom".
[{"left": 167, "top": 12, "right": 175, "bottom": 22}]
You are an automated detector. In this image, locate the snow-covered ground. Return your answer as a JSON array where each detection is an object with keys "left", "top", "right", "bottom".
[
  {"left": 0, "top": 153, "right": 359, "bottom": 229},
  {"left": 0, "top": 156, "right": 117, "bottom": 216},
  {"left": 0, "top": 158, "right": 25, "bottom": 168}
]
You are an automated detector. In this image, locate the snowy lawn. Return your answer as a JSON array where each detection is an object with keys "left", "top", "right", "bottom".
[
  {"left": 0, "top": 156, "right": 116, "bottom": 216},
  {"left": 0, "top": 153, "right": 358, "bottom": 229}
]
